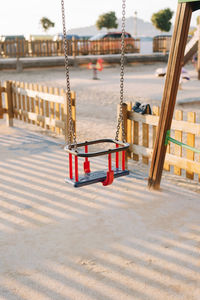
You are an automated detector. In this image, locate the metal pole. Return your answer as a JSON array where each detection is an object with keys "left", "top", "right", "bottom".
[{"left": 134, "top": 11, "right": 137, "bottom": 38}]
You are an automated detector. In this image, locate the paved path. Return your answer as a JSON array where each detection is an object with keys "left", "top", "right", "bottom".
[
  {"left": 0, "top": 54, "right": 167, "bottom": 70},
  {"left": 0, "top": 120, "right": 200, "bottom": 300}
]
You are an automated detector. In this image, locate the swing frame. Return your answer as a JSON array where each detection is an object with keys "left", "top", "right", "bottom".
[{"left": 61, "top": 0, "right": 129, "bottom": 187}]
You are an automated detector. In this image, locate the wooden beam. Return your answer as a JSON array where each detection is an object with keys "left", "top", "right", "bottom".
[
  {"left": 148, "top": 2, "right": 193, "bottom": 189},
  {"left": 12, "top": 86, "right": 64, "bottom": 104},
  {"left": 13, "top": 108, "right": 65, "bottom": 129},
  {"left": 130, "top": 144, "right": 200, "bottom": 176},
  {"left": 128, "top": 110, "right": 200, "bottom": 135}
]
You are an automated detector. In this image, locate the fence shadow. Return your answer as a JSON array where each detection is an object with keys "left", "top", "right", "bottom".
[{"left": 0, "top": 127, "right": 200, "bottom": 300}]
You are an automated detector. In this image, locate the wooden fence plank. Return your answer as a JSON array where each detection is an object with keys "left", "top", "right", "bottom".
[
  {"left": 164, "top": 146, "right": 171, "bottom": 172},
  {"left": 71, "top": 91, "right": 76, "bottom": 137},
  {"left": 55, "top": 87, "right": 60, "bottom": 135},
  {"left": 43, "top": 86, "right": 50, "bottom": 130},
  {"left": 127, "top": 111, "right": 200, "bottom": 135},
  {"left": 25, "top": 82, "right": 31, "bottom": 123},
  {"left": 60, "top": 88, "right": 65, "bottom": 136},
  {"left": 16, "top": 81, "right": 22, "bottom": 120},
  {"left": 12, "top": 81, "right": 18, "bottom": 119},
  {"left": 30, "top": 83, "right": 35, "bottom": 125},
  {"left": 122, "top": 103, "right": 128, "bottom": 168},
  {"left": 39, "top": 85, "right": 45, "bottom": 128},
  {"left": 13, "top": 81, "right": 19, "bottom": 119},
  {"left": 12, "top": 86, "right": 64, "bottom": 103},
  {"left": 34, "top": 84, "right": 40, "bottom": 126},
  {"left": 186, "top": 112, "right": 196, "bottom": 179},
  {"left": 21, "top": 82, "right": 26, "bottom": 122},
  {"left": 152, "top": 106, "right": 160, "bottom": 147},
  {"left": 13, "top": 108, "right": 64, "bottom": 129},
  {"left": 129, "top": 144, "right": 200, "bottom": 176},
  {"left": 174, "top": 110, "right": 183, "bottom": 176},
  {"left": 5, "top": 81, "right": 13, "bottom": 127},
  {"left": 132, "top": 118, "right": 139, "bottom": 161},
  {"left": 49, "top": 87, "right": 55, "bottom": 132},
  {"left": 142, "top": 122, "right": 149, "bottom": 164}
]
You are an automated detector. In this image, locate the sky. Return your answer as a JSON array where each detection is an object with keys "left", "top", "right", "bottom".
[{"left": 0, "top": 0, "right": 199, "bottom": 38}]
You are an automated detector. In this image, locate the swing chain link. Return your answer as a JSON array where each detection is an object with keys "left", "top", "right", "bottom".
[
  {"left": 61, "top": 0, "right": 77, "bottom": 150},
  {"left": 115, "top": 0, "right": 126, "bottom": 143}
]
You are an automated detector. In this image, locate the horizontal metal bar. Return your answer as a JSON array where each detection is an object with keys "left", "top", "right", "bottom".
[
  {"left": 168, "top": 136, "right": 200, "bottom": 154},
  {"left": 65, "top": 139, "right": 129, "bottom": 157},
  {"left": 165, "top": 130, "right": 200, "bottom": 153}
]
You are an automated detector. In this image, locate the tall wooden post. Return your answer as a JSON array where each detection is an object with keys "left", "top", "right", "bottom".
[
  {"left": 148, "top": 1, "right": 199, "bottom": 190},
  {"left": 64, "top": 91, "right": 76, "bottom": 144},
  {"left": 72, "top": 37, "right": 78, "bottom": 67},
  {"left": 118, "top": 103, "right": 128, "bottom": 168}
]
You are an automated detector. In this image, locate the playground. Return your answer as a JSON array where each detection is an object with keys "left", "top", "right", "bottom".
[
  {"left": 0, "top": 60, "right": 200, "bottom": 299},
  {"left": 1, "top": 0, "right": 200, "bottom": 298},
  {"left": 1, "top": 62, "right": 200, "bottom": 141},
  {"left": 0, "top": 117, "right": 200, "bottom": 300}
]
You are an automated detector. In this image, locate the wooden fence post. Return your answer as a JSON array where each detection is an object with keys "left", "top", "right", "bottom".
[
  {"left": 72, "top": 37, "right": 78, "bottom": 67},
  {"left": 186, "top": 112, "right": 196, "bottom": 179},
  {"left": 64, "top": 91, "right": 68, "bottom": 143},
  {"left": 142, "top": 121, "right": 149, "bottom": 165},
  {"left": 64, "top": 91, "right": 76, "bottom": 143},
  {"left": 174, "top": 110, "right": 183, "bottom": 176},
  {"left": 71, "top": 91, "right": 76, "bottom": 137},
  {"left": 127, "top": 102, "right": 132, "bottom": 158},
  {"left": 118, "top": 103, "right": 128, "bottom": 168},
  {"left": 5, "top": 81, "right": 14, "bottom": 127}
]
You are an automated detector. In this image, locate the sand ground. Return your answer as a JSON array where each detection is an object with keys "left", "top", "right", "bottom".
[
  {"left": 0, "top": 63, "right": 200, "bottom": 300},
  {"left": 1, "top": 62, "right": 200, "bottom": 140}
]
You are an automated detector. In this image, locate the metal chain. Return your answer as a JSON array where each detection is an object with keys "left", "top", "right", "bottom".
[
  {"left": 115, "top": 0, "right": 126, "bottom": 142},
  {"left": 61, "top": 0, "right": 77, "bottom": 149}
]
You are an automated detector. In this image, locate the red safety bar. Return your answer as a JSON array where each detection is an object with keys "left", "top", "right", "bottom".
[
  {"left": 83, "top": 145, "right": 91, "bottom": 173},
  {"left": 116, "top": 144, "right": 119, "bottom": 169},
  {"left": 65, "top": 139, "right": 129, "bottom": 188},
  {"left": 69, "top": 153, "right": 73, "bottom": 179},
  {"left": 75, "top": 156, "right": 79, "bottom": 182},
  {"left": 102, "top": 153, "right": 114, "bottom": 186},
  {"left": 122, "top": 151, "right": 125, "bottom": 171}
]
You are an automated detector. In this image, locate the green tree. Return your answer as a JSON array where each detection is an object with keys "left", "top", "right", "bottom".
[
  {"left": 40, "top": 17, "right": 55, "bottom": 32},
  {"left": 151, "top": 8, "right": 173, "bottom": 32},
  {"left": 96, "top": 11, "right": 118, "bottom": 30}
]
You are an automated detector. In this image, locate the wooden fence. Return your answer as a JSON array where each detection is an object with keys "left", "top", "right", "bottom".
[
  {"left": 0, "top": 40, "right": 71, "bottom": 58},
  {"left": 0, "top": 38, "right": 140, "bottom": 58},
  {"left": 123, "top": 103, "right": 200, "bottom": 182},
  {"left": 153, "top": 35, "right": 192, "bottom": 55},
  {"left": 0, "top": 81, "right": 76, "bottom": 138},
  {"left": 153, "top": 36, "right": 172, "bottom": 53}
]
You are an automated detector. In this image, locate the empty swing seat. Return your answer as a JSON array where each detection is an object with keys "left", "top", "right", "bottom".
[{"left": 64, "top": 139, "right": 129, "bottom": 188}]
